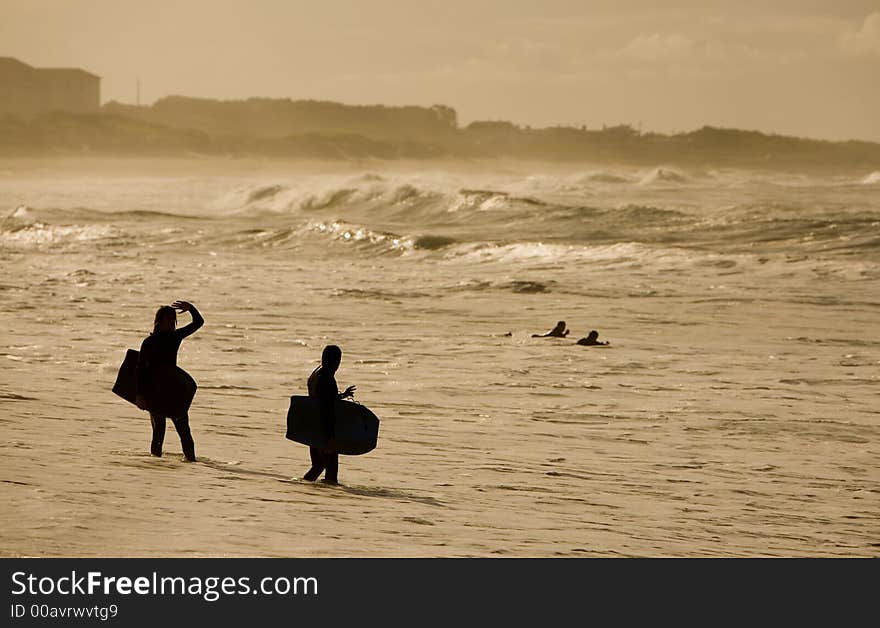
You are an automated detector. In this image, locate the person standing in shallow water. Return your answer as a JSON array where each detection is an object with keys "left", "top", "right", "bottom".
[
  {"left": 136, "top": 301, "right": 204, "bottom": 462},
  {"left": 303, "top": 345, "right": 356, "bottom": 484}
]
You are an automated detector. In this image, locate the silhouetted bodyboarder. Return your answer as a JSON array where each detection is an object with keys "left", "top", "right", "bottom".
[
  {"left": 136, "top": 301, "right": 204, "bottom": 461},
  {"left": 303, "top": 345, "right": 356, "bottom": 485},
  {"left": 532, "top": 321, "right": 569, "bottom": 338},
  {"left": 576, "top": 330, "right": 609, "bottom": 346}
]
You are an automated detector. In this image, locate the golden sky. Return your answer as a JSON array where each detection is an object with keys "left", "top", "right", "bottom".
[{"left": 2, "top": 0, "right": 879, "bottom": 141}]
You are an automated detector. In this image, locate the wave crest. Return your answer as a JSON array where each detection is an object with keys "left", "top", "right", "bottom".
[{"left": 637, "top": 167, "right": 689, "bottom": 186}]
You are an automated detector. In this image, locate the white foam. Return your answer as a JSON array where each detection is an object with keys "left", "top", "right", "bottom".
[
  {"left": 12, "top": 205, "right": 33, "bottom": 220},
  {"left": 445, "top": 241, "right": 667, "bottom": 265},
  {"left": 302, "top": 219, "right": 414, "bottom": 253},
  {"left": 637, "top": 167, "right": 689, "bottom": 186},
  {"left": 0, "top": 222, "right": 119, "bottom": 246}
]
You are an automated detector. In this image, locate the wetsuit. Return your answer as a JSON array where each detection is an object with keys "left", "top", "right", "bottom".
[
  {"left": 303, "top": 365, "right": 338, "bottom": 482},
  {"left": 136, "top": 307, "right": 204, "bottom": 461}
]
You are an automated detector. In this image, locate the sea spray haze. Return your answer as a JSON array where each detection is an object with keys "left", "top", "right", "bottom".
[{"left": 0, "top": 160, "right": 878, "bottom": 556}]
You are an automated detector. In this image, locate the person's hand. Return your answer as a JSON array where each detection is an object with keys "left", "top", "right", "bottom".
[
  {"left": 135, "top": 395, "right": 147, "bottom": 410},
  {"left": 171, "top": 300, "right": 193, "bottom": 312},
  {"left": 340, "top": 385, "right": 357, "bottom": 399}
]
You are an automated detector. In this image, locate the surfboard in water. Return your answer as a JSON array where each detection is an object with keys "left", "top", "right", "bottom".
[
  {"left": 285, "top": 395, "right": 379, "bottom": 456},
  {"left": 112, "top": 348, "right": 197, "bottom": 421}
]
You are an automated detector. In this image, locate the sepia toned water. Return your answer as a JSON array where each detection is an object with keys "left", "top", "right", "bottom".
[{"left": 1, "top": 159, "right": 878, "bottom": 557}]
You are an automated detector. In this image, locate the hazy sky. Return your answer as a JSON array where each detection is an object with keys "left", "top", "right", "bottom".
[{"left": 2, "top": 0, "right": 879, "bottom": 140}]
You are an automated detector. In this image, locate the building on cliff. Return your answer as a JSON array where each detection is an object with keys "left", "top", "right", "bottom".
[{"left": 0, "top": 57, "right": 100, "bottom": 118}]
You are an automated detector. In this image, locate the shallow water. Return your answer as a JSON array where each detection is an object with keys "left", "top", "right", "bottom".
[{"left": 1, "top": 160, "right": 878, "bottom": 556}]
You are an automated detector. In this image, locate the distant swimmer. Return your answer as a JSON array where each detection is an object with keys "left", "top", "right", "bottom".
[
  {"left": 136, "top": 301, "right": 204, "bottom": 461},
  {"left": 576, "top": 330, "right": 609, "bottom": 346},
  {"left": 302, "top": 345, "right": 356, "bottom": 485},
  {"left": 532, "top": 321, "right": 569, "bottom": 338}
]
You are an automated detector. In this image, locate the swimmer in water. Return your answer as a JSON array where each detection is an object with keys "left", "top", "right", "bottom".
[
  {"left": 532, "top": 321, "right": 569, "bottom": 338},
  {"left": 576, "top": 330, "right": 609, "bottom": 346}
]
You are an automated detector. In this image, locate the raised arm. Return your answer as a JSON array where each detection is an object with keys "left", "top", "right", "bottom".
[{"left": 172, "top": 301, "right": 204, "bottom": 339}]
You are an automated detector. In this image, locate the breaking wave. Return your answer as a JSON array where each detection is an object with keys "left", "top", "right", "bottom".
[
  {"left": 637, "top": 167, "right": 689, "bottom": 186},
  {"left": 5, "top": 168, "right": 878, "bottom": 267},
  {"left": 0, "top": 205, "right": 123, "bottom": 247}
]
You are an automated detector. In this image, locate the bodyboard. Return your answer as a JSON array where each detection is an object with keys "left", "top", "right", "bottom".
[
  {"left": 286, "top": 395, "right": 379, "bottom": 456},
  {"left": 112, "top": 348, "right": 197, "bottom": 421}
]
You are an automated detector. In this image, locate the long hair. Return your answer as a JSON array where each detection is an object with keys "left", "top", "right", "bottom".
[{"left": 152, "top": 306, "right": 176, "bottom": 334}]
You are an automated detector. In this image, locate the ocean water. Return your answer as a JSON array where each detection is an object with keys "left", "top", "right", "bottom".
[{"left": 1, "top": 161, "right": 878, "bottom": 556}]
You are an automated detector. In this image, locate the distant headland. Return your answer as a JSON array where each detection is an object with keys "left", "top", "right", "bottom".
[{"left": 1, "top": 57, "right": 877, "bottom": 169}]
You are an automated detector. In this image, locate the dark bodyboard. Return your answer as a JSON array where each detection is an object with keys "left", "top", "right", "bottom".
[
  {"left": 112, "top": 348, "right": 197, "bottom": 421},
  {"left": 286, "top": 395, "right": 379, "bottom": 456}
]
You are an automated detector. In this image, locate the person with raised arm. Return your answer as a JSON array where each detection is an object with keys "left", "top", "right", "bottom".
[{"left": 136, "top": 301, "right": 204, "bottom": 461}]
